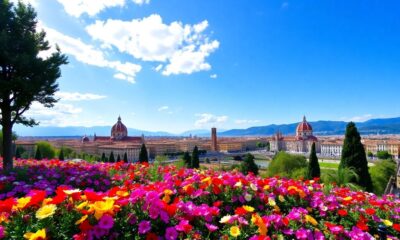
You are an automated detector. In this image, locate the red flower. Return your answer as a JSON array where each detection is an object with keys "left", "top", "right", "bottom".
[
  {"left": 365, "top": 208, "right": 375, "bottom": 216},
  {"left": 338, "top": 209, "right": 348, "bottom": 217},
  {"left": 79, "top": 220, "right": 93, "bottom": 232},
  {"left": 282, "top": 217, "right": 290, "bottom": 226},
  {"left": 145, "top": 233, "right": 158, "bottom": 240},
  {"left": 356, "top": 221, "right": 369, "bottom": 231},
  {"left": 393, "top": 223, "right": 400, "bottom": 232},
  {"left": 0, "top": 198, "right": 16, "bottom": 213},
  {"left": 235, "top": 207, "right": 247, "bottom": 215}
]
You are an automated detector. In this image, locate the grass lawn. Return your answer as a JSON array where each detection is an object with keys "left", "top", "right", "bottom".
[{"left": 319, "top": 162, "right": 340, "bottom": 169}]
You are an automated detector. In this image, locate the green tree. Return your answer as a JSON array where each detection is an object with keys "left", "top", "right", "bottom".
[
  {"left": 268, "top": 152, "right": 307, "bottom": 177},
  {"left": 182, "top": 151, "right": 191, "bottom": 168},
  {"left": 35, "top": 141, "right": 55, "bottom": 159},
  {"left": 370, "top": 160, "right": 396, "bottom": 195},
  {"left": 323, "top": 168, "right": 361, "bottom": 191},
  {"left": 58, "top": 148, "right": 64, "bottom": 161},
  {"left": 240, "top": 153, "right": 259, "bottom": 175},
  {"left": 307, "top": 142, "right": 320, "bottom": 179},
  {"left": 116, "top": 154, "right": 121, "bottom": 162},
  {"left": 101, "top": 153, "right": 106, "bottom": 162},
  {"left": 339, "top": 122, "right": 373, "bottom": 192},
  {"left": 367, "top": 151, "right": 373, "bottom": 158},
  {"left": 15, "top": 146, "right": 24, "bottom": 159},
  {"left": 34, "top": 147, "right": 42, "bottom": 160},
  {"left": 191, "top": 146, "right": 200, "bottom": 169},
  {"left": 139, "top": 144, "right": 148, "bottom": 163},
  {"left": 109, "top": 151, "right": 115, "bottom": 163},
  {"left": 376, "top": 150, "right": 392, "bottom": 160},
  {"left": 123, "top": 152, "right": 128, "bottom": 163},
  {"left": 0, "top": 1, "right": 67, "bottom": 171}
]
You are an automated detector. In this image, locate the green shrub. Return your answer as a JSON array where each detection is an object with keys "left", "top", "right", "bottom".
[{"left": 267, "top": 152, "right": 307, "bottom": 177}]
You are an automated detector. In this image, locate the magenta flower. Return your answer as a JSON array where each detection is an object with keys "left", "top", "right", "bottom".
[
  {"left": 295, "top": 228, "right": 308, "bottom": 239},
  {"left": 165, "top": 227, "right": 178, "bottom": 240},
  {"left": 98, "top": 214, "right": 114, "bottom": 230},
  {"left": 0, "top": 226, "right": 4, "bottom": 239},
  {"left": 138, "top": 220, "right": 151, "bottom": 234},
  {"left": 205, "top": 223, "right": 218, "bottom": 232}
]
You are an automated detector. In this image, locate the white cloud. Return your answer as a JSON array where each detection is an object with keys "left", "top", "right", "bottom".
[
  {"left": 86, "top": 14, "right": 219, "bottom": 76},
  {"left": 25, "top": 102, "right": 82, "bottom": 126},
  {"left": 39, "top": 24, "right": 141, "bottom": 83},
  {"left": 55, "top": 92, "right": 107, "bottom": 101},
  {"left": 210, "top": 74, "right": 217, "bottom": 79},
  {"left": 56, "top": 0, "right": 150, "bottom": 18},
  {"left": 347, "top": 114, "right": 373, "bottom": 122},
  {"left": 158, "top": 106, "right": 169, "bottom": 112},
  {"left": 235, "top": 119, "right": 261, "bottom": 125},
  {"left": 113, "top": 73, "right": 135, "bottom": 83},
  {"left": 195, "top": 113, "right": 228, "bottom": 128}
]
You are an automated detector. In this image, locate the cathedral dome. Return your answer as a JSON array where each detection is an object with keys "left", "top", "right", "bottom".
[
  {"left": 111, "top": 116, "right": 128, "bottom": 140},
  {"left": 296, "top": 116, "right": 313, "bottom": 132}
]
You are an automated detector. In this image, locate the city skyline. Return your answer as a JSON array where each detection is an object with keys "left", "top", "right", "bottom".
[{"left": 12, "top": 0, "right": 400, "bottom": 133}]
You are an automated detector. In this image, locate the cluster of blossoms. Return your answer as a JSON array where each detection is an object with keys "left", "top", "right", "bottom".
[{"left": 0, "top": 159, "right": 399, "bottom": 239}]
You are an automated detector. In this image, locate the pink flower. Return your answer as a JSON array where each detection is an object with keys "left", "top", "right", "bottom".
[
  {"left": 98, "top": 214, "right": 114, "bottom": 230},
  {"left": 165, "top": 227, "right": 178, "bottom": 240},
  {"left": 138, "top": 220, "right": 151, "bottom": 234},
  {"left": 0, "top": 226, "right": 4, "bottom": 239},
  {"left": 205, "top": 223, "right": 218, "bottom": 232}
]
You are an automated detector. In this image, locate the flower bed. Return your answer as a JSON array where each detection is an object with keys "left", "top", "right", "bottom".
[{"left": 0, "top": 159, "right": 399, "bottom": 239}]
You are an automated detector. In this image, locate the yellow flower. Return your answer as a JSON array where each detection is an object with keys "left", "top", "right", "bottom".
[
  {"left": 234, "top": 181, "right": 242, "bottom": 188},
  {"left": 24, "top": 228, "right": 46, "bottom": 240},
  {"left": 17, "top": 197, "right": 31, "bottom": 210},
  {"left": 305, "top": 215, "right": 318, "bottom": 226},
  {"left": 268, "top": 198, "right": 276, "bottom": 206},
  {"left": 343, "top": 196, "right": 352, "bottom": 201},
  {"left": 201, "top": 177, "right": 211, "bottom": 183},
  {"left": 278, "top": 195, "right": 285, "bottom": 202},
  {"left": 76, "top": 201, "right": 88, "bottom": 210},
  {"left": 243, "top": 205, "right": 254, "bottom": 213},
  {"left": 220, "top": 215, "right": 231, "bottom": 224},
  {"left": 36, "top": 204, "right": 57, "bottom": 220},
  {"left": 116, "top": 190, "right": 129, "bottom": 197},
  {"left": 164, "top": 189, "right": 173, "bottom": 195},
  {"left": 92, "top": 199, "right": 114, "bottom": 220},
  {"left": 64, "top": 189, "right": 81, "bottom": 195},
  {"left": 230, "top": 226, "right": 241, "bottom": 237},
  {"left": 383, "top": 219, "right": 393, "bottom": 227},
  {"left": 75, "top": 215, "right": 88, "bottom": 225},
  {"left": 250, "top": 183, "right": 258, "bottom": 191},
  {"left": 263, "top": 185, "right": 270, "bottom": 191},
  {"left": 244, "top": 193, "right": 252, "bottom": 202},
  {"left": 162, "top": 195, "right": 171, "bottom": 203}
]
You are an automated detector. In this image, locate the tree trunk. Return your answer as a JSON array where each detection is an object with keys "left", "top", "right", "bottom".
[{"left": 1, "top": 106, "right": 13, "bottom": 172}]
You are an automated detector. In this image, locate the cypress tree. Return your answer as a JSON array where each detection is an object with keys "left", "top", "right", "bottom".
[
  {"left": 117, "top": 154, "right": 121, "bottom": 162},
  {"left": 109, "top": 151, "right": 115, "bottom": 163},
  {"left": 101, "top": 153, "right": 106, "bottom": 162},
  {"left": 339, "top": 122, "right": 373, "bottom": 192},
  {"left": 183, "top": 151, "right": 191, "bottom": 168},
  {"left": 241, "top": 153, "right": 259, "bottom": 175},
  {"left": 15, "top": 147, "right": 21, "bottom": 159},
  {"left": 307, "top": 142, "right": 320, "bottom": 179},
  {"left": 191, "top": 146, "right": 200, "bottom": 169},
  {"left": 35, "top": 147, "right": 42, "bottom": 160},
  {"left": 123, "top": 152, "right": 128, "bottom": 163},
  {"left": 58, "top": 149, "right": 64, "bottom": 161},
  {"left": 139, "top": 144, "right": 149, "bottom": 163}
]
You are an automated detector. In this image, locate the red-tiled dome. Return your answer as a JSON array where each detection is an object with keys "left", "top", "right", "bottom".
[
  {"left": 296, "top": 116, "right": 313, "bottom": 132},
  {"left": 111, "top": 116, "right": 128, "bottom": 139}
]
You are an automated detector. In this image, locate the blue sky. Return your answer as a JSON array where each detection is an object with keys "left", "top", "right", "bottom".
[{"left": 13, "top": 0, "right": 400, "bottom": 133}]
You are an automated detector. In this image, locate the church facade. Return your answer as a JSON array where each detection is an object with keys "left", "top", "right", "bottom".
[{"left": 270, "top": 116, "right": 320, "bottom": 153}]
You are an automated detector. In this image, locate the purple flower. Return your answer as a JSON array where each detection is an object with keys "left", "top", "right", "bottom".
[
  {"left": 0, "top": 226, "right": 4, "bottom": 239},
  {"left": 295, "top": 228, "right": 308, "bottom": 239},
  {"left": 205, "top": 223, "right": 218, "bottom": 232},
  {"left": 138, "top": 220, "right": 151, "bottom": 234},
  {"left": 165, "top": 227, "right": 178, "bottom": 240},
  {"left": 98, "top": 214, "right": 114, "bottom": 230},
  {"left": 92, "top": 226, "right": 107, "bottom": 239}
]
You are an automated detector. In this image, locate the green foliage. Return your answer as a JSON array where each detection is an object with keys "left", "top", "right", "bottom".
[
  {"left": 376, "top": 150, "right": 392, "bottom": 160},
  {"left": 15, "top": 146, "right": 24, "bottom": 159},
  {"left": 182, "top": 151, "right": 191, "bottom": 167},
  {"left": 123, "top": 152, "right": 128, "bottom": 163},
  {"left": 34, "top": 147, "right": 42, "bottom": 160},
  {"left": 191, "top": 146, "right": 200, "bottom": 169},
  {"left": 0, "top": 1, "right": 68, "bottom": 171},
  {"left": 58, "top": 148, "right": 64, "bottom": 161},
  {"left": 367, "top": 151, "right": 373, "bottom": 158},
  {"left": 240, "top": 153, "right": 259, "bottom": 175},
  {"left": 109, "top": 151, "right": 115, "bottom": 163},
  {"left": 35, "top": 141, "right": 56, "bottom": 159},
  {"left": 339, "top": 122, "right": 373, "bottom": 192},
  {"left": 370, "top": 160, "right": 396, "bottom": 195},
  {"left": 155, "top": 155, "right": 168, "bottom": 164},
  {"left": 101, "top": 153, "right": 107, "bottom": 162},
  {"left": 291, "top": 167, "right": 308, "bottom": 180},
  {"left": 116, "top": 154, "right": 121, "bottom": 162},
  {"left": 139, "top": 144, "right": 149, "bottom": 163},
  {"left": 307, "top": 142, "right": 320, "bottom": 179},
  {"left": 268, "top": 152, "right": 307, "bottom": 177},
  {"left": 322, "top": 167, "right": 362, "bottom": 191}
]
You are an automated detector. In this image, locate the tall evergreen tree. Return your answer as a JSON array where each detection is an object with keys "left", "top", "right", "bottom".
[
  {"left": 307, "top": 142, "right": 320, "bottom": 179},
  {"left": 183, "top": 151, "right": 191, "bottom": 168},
  {"left": 191, "top": 146, "right": 200, "bottom": 169},
  {"left": 15, "top": 146, "right": 21, "bottom": 159},
  {"left": 34, "top": 147, "right": 42, "bottom": 160},
  {"left": 123, "top": 152, "right": 128, "bottom": 163},
  {"left": 0, "top": 1, "right": 67, "bottom": 171},
  {"left": 58, "top": 148, "right": 64, "bottom": 161},
  {"left": 101, "top": 153, "right": 106, "bottom": 162},
  {"left": 139, "top": 144, "right": 149, "bottom": 163},
  {"left": 116, "top": 154, "right": 121, "bottom": 162},
  {"left": 109, "top": 151, "right": 115, "bottom": 163},
  {"left": 339, "top": 122, "right": 373, "bottom": 192},
  {"left": 241, "top": 153, "right": 259, "bottom": 175}
]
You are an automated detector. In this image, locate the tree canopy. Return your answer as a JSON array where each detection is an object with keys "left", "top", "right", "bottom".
[
  {"left": 240, "top": 153, "right": 259, "bottom": 175},
  {"left": 139, "top": 144, "right": 149, "bottom": 163},
  {"left": 307, "top": 142, "right": 320, "bottom": 179},
  {"left": 191, "top": 146, "right": 200, "bottom": 169},
  {"left": 0, "top": 1, "right": 67, "bottom": 171},
  {"left": 268, "top": 152, "right": 307, "bottom": 177},
  {"left": 339, "top": 122, "right": 373, "bottom": 192}
]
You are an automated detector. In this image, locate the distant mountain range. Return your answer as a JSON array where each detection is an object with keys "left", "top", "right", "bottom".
[{"left": 14, "top": 117, "right": 400, "bottom": 137}]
